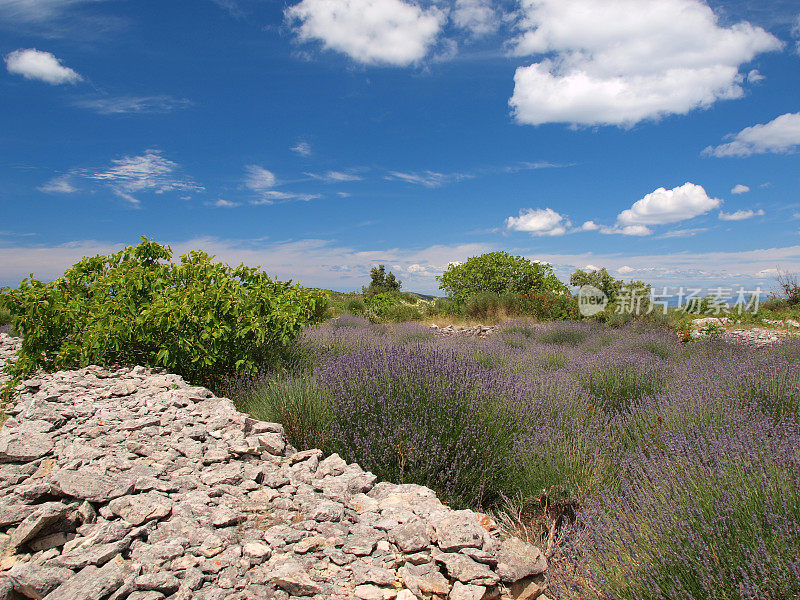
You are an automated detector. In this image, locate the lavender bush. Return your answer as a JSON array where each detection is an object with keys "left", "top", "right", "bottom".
[
  {"left": 317, "top": 346, "right": 527, "bottom": 508},
  {"left": 228, "top": 317, "right": 800, "bottom": 599}
]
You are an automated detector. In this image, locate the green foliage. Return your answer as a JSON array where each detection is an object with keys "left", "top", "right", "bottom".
[
  {"left": 0, "top": 238, "right": 326, "bottom": 391},
  {"left": 343, "top": 296, "right": 366, "bottom": 316},
  {"left": 569, "top": 267, "right": 623, "bottom": 302},
  {"left": 234, "top": 374, "right": 330, "bottom": 451},
  {"left": 0, "top": 307, "right": 10, "bottom": 327},
  {"left": 363, "top": 264, "right": 401, "bottom": 297},
  {"left": 777, "top": 270, "right": 800, "bottom": 306},
  {"left": 437, "top": 251, "right": 568, "bottom": 303},
  {"left": 364, "top": 292, "right": 403, "bottom": 318},
  {"left": 384, "top": 304, "right": 423, "bottom": 323},
  {"left": 464, "top": 292, "right": 502, "bottom": 320}
]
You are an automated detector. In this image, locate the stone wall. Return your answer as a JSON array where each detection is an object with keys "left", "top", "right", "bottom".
[{"left": 0, "top": 333, "right": 548, "bottom": 600}]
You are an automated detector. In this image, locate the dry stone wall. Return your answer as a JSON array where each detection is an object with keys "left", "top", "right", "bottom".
[{"left": 0, "top": 333, "right": 549, "bottom": 600}]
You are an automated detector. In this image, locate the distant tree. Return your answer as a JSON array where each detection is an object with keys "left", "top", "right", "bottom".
[
  {"left": 437, "top": 251, "right": 567, "bottom": 303},
  {"left": 569, "top": 267, "right": 623, "bottom": 302},
  {"left": 363, "top": 264, "right": 402, "bottom": 297}
]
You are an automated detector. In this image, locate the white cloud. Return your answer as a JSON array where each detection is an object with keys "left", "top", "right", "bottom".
[
  {"left": 599, "top": 224, "right": 652, "bottom": 236},
  {"left": 0, "top": 0, "right": 100, "bottom": 22},
  {"left": 292, "top": 141, "right": 311, "bottom": 156},
  {"left": 73, "top": 95, "right": 192, "bottom": 114},
  {"left": 703, "top": 112, "right": 800, "bottom": 157},
  {"left": 719, "top": 208, "right": 764, "bottom": 221},
  {"left": 385, "top": 170, "right": 473, "bottom": 187},
  {"left": 5, "top": 48, "right": 82, "bottom": 84},
  {"left": 285, "top": 0, "right": 445, "bottom": 66},
  {"left": 453, "top": 0, "right": 498, "bottom": 36},
  {"left": 794, "top": 15, "right": 800, "bottom": 54},
  {"left": 731, "top": 184, "right": 750, "bottom": 194},
  {"left": 508, "top": 0, "right": 781, "bottom": 127},
  {"left": 746, "top": 69, "right": 764, "bottom": 83},
  {"left": 658, "top": 227, "right": 708, "bottom": 239},
  {"left": 244, "top": 165, "right": 277, "bottom": 191},
  {"left": 212, "top": 199, "right": 240, "bottom": 208},
  {"left": 579, "top": 220, "right": 599, "bottom": 231},
  {"left": 38, "top": 175, "right": 76, "bottom": 193},
  {"left": 5, "top": 237, "right": 800, "bottom": 294},
  {"left": 251, "top": 191, "right": 321, "bottom": 205},
  {"left": 506, "top": 208, "right": 569, "bottom": 236},
  {"left": 88, "top": 149, "right": 202, "bottom": 206},
  {"left": 617, "top": 182, "right": 721, "bottom": 226},
  {"left": 307, "top": 170, "right": 364, "bottom": 182}
]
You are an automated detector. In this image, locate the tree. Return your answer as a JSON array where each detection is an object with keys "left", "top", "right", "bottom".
[
  {"left": 364, "top": 264, "right": 401, "bottom": 297},
  {"left": 569, "top": 267, "right": 623, "bottom": 302},
  {"left": 437, "top": 252, "right": 568, "bottom": 303}
]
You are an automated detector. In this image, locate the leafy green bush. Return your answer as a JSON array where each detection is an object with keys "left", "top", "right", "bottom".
[
  {"left": 385, "top": 304, "right": 423, "bottom": 323},
  {"left": 343, "top": 296, "right": 366, "bottom": 315},
  {"left": 0, "top": 307, "right": 11, "bottom": 327},
  {"left": 464, "top": 292, "right": 502, "bottom": 320},
  {"left": 0, "top": 238, "right": 326, "bottom": 391},
  {"left": 437, "top": 251, "right": 568, "bottom": 303},
  {"left": 364, "top": 292, "right": 403, "bottom": 319}
]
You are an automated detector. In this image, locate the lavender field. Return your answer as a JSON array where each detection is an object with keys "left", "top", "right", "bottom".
[{"left": 227, "top": 317, "right": 800, "bottom": 600}]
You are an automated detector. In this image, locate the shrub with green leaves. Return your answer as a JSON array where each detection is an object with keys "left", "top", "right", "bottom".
[
  {"left": 0, "top": 238, "right": 326, "bottom": 391},
  {"left": 437, "top": 251, "right": 568, "bottom": 303}
]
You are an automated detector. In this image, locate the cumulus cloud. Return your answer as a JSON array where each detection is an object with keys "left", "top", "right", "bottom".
[
  {"left": 731, "top": 184, "right": 750, "bottom": 194},
  {"left": 73, "top": 95, "right": 192, "bottom": 114},
  {"left": 719, "top": 208, "right": 764, "bottom": 221},
  {"left": 89, "top": 149, "right": 202, "bottom": 205},
  {"left": 703, "top": 112, "right": 800, "bottom": 157},
  {"left": 616, "top": 182, "right": 721, "bottom": 226},
  {"left": 453, "top": 0, "right": 499, "bottom": 37},
  {"left": 5, "top": 48, "right": 82, "bottom": 84},
  {"left": 506, "top": 208, "right": 569, "bottom": 236},
  {"left": 244, "top": 165, "right": 277, "bottom": 191},
  {"left": 285, "top": 0, "right": 445, "bottom": 66},
  {"left": 508, "top": 0, "right": 781, "bottom": 127},
  {"left": 38, "top": 175, "right": 76, "bottom": 193}
]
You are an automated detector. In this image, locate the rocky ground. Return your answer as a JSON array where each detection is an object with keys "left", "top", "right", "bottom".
[
  {"left": 0, "top": 333, "right": 548, "bottom": 600},
  {"left": 429, "top": 326, "right": 497, "bottom": 338},
  {"left": 687, "top": 317, "right": 797, "bottom": 347}
]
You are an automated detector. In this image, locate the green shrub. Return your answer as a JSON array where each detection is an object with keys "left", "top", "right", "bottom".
[
  {"left": 385, "top": 304, "right": 423, "bottom": 323},
  {"left": 343, "top": 296, "right": 366, "bottom": 315},
  {"left": 364, "top": 292, "right": 403, "bottom": 319},
  {"left": 0, "top": 307, "right": 10, "bottom": 327},
  {"left": 517, "top": 291, "right": 579, "bottom": 321},
  {"left": 235, "top": 374, "right": 330, "bottom": 451},
  {"left": 464, "top": 292, "right": 502, "bottom": 320},
  {"left": 437, "top": 251, "right": 568, "bottom": 303},
  {"left": 0, "top": 238, "right": 326, "bottom": 391}
]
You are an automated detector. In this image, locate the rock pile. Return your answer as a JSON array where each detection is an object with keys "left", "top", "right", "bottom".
[
  {"left": 0, "top": 333, "right": 548, "bottom": 600},
  {"left": 429, "top": 325, "right": 497, "bottom": 338},
  {"left": 686, "top": 317, "right": 796, "bottom": 347}
]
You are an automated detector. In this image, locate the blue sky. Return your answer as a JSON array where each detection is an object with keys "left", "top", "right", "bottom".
[{"left": 2, "top": 0, "right": 800, "bottom": 294}]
